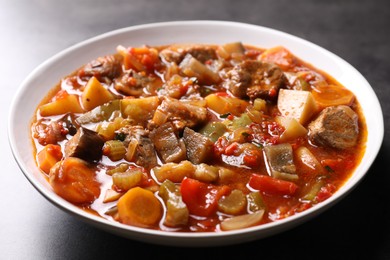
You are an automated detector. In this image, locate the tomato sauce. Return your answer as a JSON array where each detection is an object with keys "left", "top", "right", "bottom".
[{"left": 30, "top": 42, "right": 367, "bottom": 232}]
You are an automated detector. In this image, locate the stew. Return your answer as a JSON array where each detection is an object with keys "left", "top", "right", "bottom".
[{"left": 31, "top": 42, "right": 367, "bottom": 232}]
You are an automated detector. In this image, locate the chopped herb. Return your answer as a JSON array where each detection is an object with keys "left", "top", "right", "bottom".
[
  {"left": 220, "top": 113, "right": 231, "bottom": 118},
  {"left": 241, "top": 132, "right": 250, "bottom": 139},
  {"left": 324, "top": 165, "right": 334, "bottom": 173},
  {"left": 115, "top": 132, "right": 127, "bottom": 142}
]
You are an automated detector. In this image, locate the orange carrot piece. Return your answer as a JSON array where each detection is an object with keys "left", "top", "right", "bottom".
[
  {"left": 117, "top": 187, "right": 162, "bottom": 227},
  {"left": 37, "top": 144, "right": 63, "bottom": 174}
]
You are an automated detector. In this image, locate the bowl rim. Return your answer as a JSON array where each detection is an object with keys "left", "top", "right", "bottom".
[{"left": 8, "top": 20, "right": 384, "bottom": 246}]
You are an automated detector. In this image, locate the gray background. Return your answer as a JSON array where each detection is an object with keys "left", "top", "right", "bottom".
[{"left": 1, "top": 0, "right": 389, "bottom": 259}]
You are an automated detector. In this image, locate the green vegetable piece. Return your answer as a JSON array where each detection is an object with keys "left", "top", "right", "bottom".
[
  {"left": 76, "top": 99, "right": 121, "bottom": 125},
  {"left": 112, "top": 168, "right": 143, "bottom": 191},
  {"left": 159, "top": 180, "right": 189, "bottom": 227},
  {"left": 247, "top": 191, "right": 266, "bottom": 213},
  {"left": 302, "top": 179, "right": 325, "bottom": 201},
  {"left": 199, "top": 121, "right": 227, "bottom": 142},
  {"left": 106, "top": 163, "right": 130, "bottom": 176},
  {"left": 229, "top": 113, "right": 252, "bottom": 131},
  {"left": 218, "top": 189, "right": 247, "bottom": 215}
]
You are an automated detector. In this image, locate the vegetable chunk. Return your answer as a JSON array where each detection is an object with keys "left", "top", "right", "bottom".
[
  {"left": 39, "top": 91, "right": 83, "bottom": 116},
  {"left": 263, "top": 143, "right": 298, "bottom": 181},
  {"left": 81, "top": 76, "right": 115, "bottom": 111},
  {"left": 248, "top": 174, "right": 298, "bottom": 196},
  {"left": 181, "top": 177, "right": 230, "bottom": 217},
  {"left": 275, "top": 116, "right": 308, "bottom": 142},
  {"left": 205, "top": 93, "right": 248, "bottom": 116},
  {"left": 220, "top": 210, "right": 265, "bottom": 231},
  {"left": 159, "top": 180, "right": 189, "bottom": 227},
  {"left": 277, "top": 89, "right": 318, "bottom": 125},
  {"left": 49, "top": 157, "right": 101, "bottom": 204},
  {"left": 117, "top": 187, "right": 162, "bottom": 227},
  {"left": 120, "top": 96, "right": 159, "bottom": 125},
  {"left": 64, "top": 127, "right": 104, "bottom": 162},
  {"left": 37, "top": 144, "right": 63, "bottom": 174}
]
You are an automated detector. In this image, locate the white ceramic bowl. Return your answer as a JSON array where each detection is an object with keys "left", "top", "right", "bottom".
[{"left": 8, "top": 20, "right": 384, "bottom": 247}]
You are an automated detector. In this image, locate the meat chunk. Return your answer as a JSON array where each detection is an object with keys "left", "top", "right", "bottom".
[
  {"left": 183, "top": 127, "right": 214, "bottom": 164},
  {"left": 150, "top": 97, "right": 208, "bottom": 130},
  {"left": 308, "top": 105, "right": 359, "bottom": 149},
  {"left": 33, "top": 114, "right": 77, "bottom": 146},
  {"left": 150, "top": 122, "right": 187, "bottom": 163},
  {"left": 118, "top": 126, "right": 157, "bottom": 169},
  {"left": 114, "top": 69, "right": 161, "bottom": 97},
  {"left": 160, "top": 44, "right": 217, "bottom": 64},
  {"left": 78, "top": 54, "right": 122, "bottom": 81},
  {"left": 65, "top": 127, "right": 104, "bottom": 162},
  {"left": 184, "top": 46, "right": 217, "bottom": 63},
  {"left": 224, "top": 60, "right": 287, "bottom": 100}
]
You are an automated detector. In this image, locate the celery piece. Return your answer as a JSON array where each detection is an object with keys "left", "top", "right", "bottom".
[
  {"left": 302, "top": 179, "right": 325, "bottom": 201},
  {"left": 199, "top": 122, "right": 227, "bottom": 142},
  {"left": 229, "top": 113, "right": 252, "bottom": 131},
  {"left": 106, "top": 163, "right": 130, "bottom": 176},
  {"left": 218, "top": 189, "right": 247, "bottom": 215},
  {"left": 104, "top": 140, "right": 126, "bottom": 161},
  {"left": 158, "top": 180, "right": 189, "bottom": 227},
  {"left": 247, "top": 191, "right": 266, "bottom": 213},
  {"left": 112, "top": 168, "right": 143, "bottom": 191}
]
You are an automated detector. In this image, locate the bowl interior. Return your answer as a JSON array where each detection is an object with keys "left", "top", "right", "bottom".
[{"left": 8, "top": 20, "right": 384, "bottom": 246}]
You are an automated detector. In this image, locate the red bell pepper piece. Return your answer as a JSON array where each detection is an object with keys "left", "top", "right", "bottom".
[
  {"left": 248, "top": 174, "right": 298, "bottom": 196},
  {"left": 180, "top": 177, "right": 230, "bottom": 217}
]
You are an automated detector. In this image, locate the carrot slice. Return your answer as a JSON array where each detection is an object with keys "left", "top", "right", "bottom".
[
  {"left": 311, "top": 84, "right": 355, "bottom": 108},
  {"left": 117, "top": 187, "right": 162, "bottom": 227}
]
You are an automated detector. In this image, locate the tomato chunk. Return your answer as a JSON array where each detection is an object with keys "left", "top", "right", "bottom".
[
  {"left": 248, "top": 174, "right": 298, "bottom": 196},
  {"left": 180, "top": 177, "right": 230, "bottom": 217}
]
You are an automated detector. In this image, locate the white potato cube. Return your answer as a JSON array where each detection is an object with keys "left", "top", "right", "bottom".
[
  {"left": 275, "top": 116, "right": 308, "bottom": 142},
  {"left": 277, "top": 89, "right": 318, "bottom": 125}
]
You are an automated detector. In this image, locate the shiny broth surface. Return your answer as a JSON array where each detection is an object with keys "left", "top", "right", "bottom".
[{"left": 31, "top": 42, "right": 366, "bottom": 232}]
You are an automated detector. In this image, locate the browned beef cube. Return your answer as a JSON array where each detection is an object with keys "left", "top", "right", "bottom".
[
  {"left": 224, "top": 60, "right": 287, "bottom": 100},
  {"left": 78, "top": 54, "right": 122, "bottom": 81},
  {"left": 114, "top": 69, "right": 161, "bottom": 97},
  {"left": 150, "top": 122, "right": 187, "bottom": 163},
  {"left": 308, "top": 105, "right": 359, "bottom": 149},
  {"left": 151, "top": 97, "right": 208, "bottom": 130},
  {"left": 160, "top": 44, "right": 217, "bottom": 64},
  {"left": 64, "top": 127, "right": 104, "bottom": 162},
  {"left": 118, "top": 125, "right": 158, "bottom": 169},
  {"left": 182, "top": 127, "right": 214, "bottom": 164}
]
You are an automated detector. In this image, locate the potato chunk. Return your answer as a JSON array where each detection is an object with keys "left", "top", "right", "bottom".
[
  {"left": 120, "top": 96, "right": 159, "bottom": 125},
  {"left": 39, "top": 92, "right": 83, "bottom": 116},
  {"left": 81, "top": 76, "right": 115, "bottom": 111},
  {"left": 205, "top": 93, "right": 248, "bottom": 116},
  {"left": 275, "top": 116, "right": 308, "bottom": 142},
  {"left": 277, "top": 89, "right": 318, "bottom": 125}
]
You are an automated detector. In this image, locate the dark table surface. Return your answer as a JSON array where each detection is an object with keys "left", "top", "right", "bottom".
[{"left": 2, "top": 0, "right": 389, "bottom": 259}]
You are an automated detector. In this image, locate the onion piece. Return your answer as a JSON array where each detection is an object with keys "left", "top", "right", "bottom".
[{"left": 220, "top": 210, "right": 265, "bottom": 231}]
